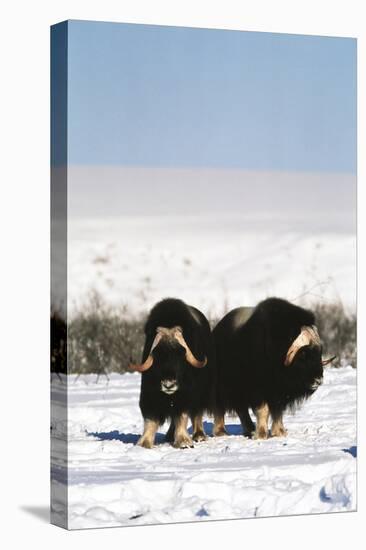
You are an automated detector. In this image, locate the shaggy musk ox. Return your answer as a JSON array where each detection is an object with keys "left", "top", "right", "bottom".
[
  {"left": 213, "top": 297, "right": 335, "bottom": 439},
  {"left": 129, "top": 298, "right": 215, "bottom": 449}
]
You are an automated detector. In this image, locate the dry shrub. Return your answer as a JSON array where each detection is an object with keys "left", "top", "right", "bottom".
[
  {"left": 52, "top": 294, "right": 356, "bottom": 375},
  {"left": 311, "top": 301, "right": 356, "bottom": 368},
  {"left": 67, "top": 293, "right": 146, "bottom": 375}
]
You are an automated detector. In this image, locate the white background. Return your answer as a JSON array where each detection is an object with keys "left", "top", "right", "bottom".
[{"left": 0, "top": 0, "right": 364, "bottom": 547}]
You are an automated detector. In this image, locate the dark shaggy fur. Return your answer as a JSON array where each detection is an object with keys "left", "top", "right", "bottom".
[
  {"left": 139, "top": 298, "right": 215, "bottom": 443},
  {"left": 213, "top": 297, "right": 324, "bottom": 436},
  {"left": 51, "top": 312, "right": 67, "bottom": 376}
]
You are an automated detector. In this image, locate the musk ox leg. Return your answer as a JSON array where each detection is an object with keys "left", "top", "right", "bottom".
[
  {"left": 173, "top": 413, "right": 194, "bottom": 449},
  {"left": 191, "top": 414, "right": 208, "bottom": 442},
  {"left": 270, "top": 410, "right": 288, "bottom": 437},
  {"left": 253, "top": 403, "right": 270, "bottom": 440},
  {"left": 165, "top": 420, "right": 175, "bottom": 443},
  {"left": 237, "top": 409, "right": 255, "bottom": 438},
  {"left": 137, "top": 419, "right": 159, "bottom": 449},
  {"left": 213, "top": 413, "right": 228, "bottom": 437}
]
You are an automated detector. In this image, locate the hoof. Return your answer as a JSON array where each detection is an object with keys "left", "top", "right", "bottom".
[
  {"left": 192, "top": 431, "right": 208, "bottom": 442},
  {"left": 137, "top": 438, "right": 154, "bottom": 449},
  {"left": 253, "top": 428, "right": 269, "bottom": 440},
  {"left": 173, "top": 436, "right": 194, "bottom": 449},
  {"left": 271, "top": 427, "right": 288, "bottom": 438}
]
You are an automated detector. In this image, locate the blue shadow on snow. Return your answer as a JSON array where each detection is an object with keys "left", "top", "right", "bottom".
[
  {"left": 87, "top": 430, "right": 166, "bottom": 445},
  {"left": 342, "top": 446, "right": 357, "bottom": 458},
  {"left": 88, "top": 421, "right": 246, "bottom": 445}
]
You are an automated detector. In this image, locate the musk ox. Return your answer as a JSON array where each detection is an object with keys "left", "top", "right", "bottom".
[
  {"left": 212, "top": 297, "right": 335, "bottom": 439},
  {"left": 129, "top": 298, "right": 215, "bottom": 449},
  {"left": 51, "top": 312, "right": 67, "bottom": 379}
]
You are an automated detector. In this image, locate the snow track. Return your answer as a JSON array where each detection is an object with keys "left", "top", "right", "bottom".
[{"left": 51, "top": 367, "right": 356, "bottom": 529}]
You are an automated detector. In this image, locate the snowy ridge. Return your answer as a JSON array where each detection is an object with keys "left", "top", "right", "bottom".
[
  {"left": 66, "top": 216, "right": 356, "bottom": 317},
  {"left": 51, "top": 367, "right": 356, "bottom": 529}
]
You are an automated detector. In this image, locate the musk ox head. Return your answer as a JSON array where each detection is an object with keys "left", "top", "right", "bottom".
[
  {"left": 129, "top": 326, "right": 206, "bottom": 395},
  {"left": 284, "top": 324, "right": 335, "bottom": 395}
]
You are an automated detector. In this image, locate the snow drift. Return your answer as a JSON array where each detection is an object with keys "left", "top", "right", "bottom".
[{"left": 51, "top": 366, "right": 356, "bottom": 529}]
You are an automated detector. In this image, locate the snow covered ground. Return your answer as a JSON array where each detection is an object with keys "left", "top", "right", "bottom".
[
  {"left": 66, "top": 215, "right": 356, "bottom": 318},
  {"left": 51, "top": 366, "right": 356, "bottom": 529}
]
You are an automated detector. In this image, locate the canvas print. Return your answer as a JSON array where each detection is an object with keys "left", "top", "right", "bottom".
[{"left": 51, "top": 20, "right": 357, "bottom": 529}]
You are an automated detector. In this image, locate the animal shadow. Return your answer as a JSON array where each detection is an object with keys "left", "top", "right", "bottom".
[
  {"left": 342, "top": 446, "right": 357, "bottom": 458},
  {"left": 87, "top": 430, "right": 166, "bottom": 445},
  {"left": 88, "top": 421, "right": 245, "bottom": 446}
]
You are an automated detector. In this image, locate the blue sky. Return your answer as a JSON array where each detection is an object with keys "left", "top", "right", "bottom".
[{"left": 66, "top": 20, "right": 356, "bottom": 173}]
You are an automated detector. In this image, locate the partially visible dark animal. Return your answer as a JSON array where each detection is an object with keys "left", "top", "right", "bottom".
[
  {"left": 212, "top": 297, "right": 335, "bottom": 439},
  {"left": 129, "top": 298, "right": 215, "bottom": 449},
  {"left": 51, "top": 311, "right": 67, "bottom": 379}
]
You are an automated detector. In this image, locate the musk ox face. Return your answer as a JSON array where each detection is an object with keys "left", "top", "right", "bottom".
[
  {"left": 288, "top": 345, "right": 324, "bottom": 396},
  {"left": 281, "top": 322, "right": 336, "bottom": 402},
  {"left": 129, "top": 325, "right": 207, "bottom": 396},
  {"left": 284, "top": 325, "right": 321, "bottom": 366},
  {"left": 148, "top": 340, "right": 187, "bottom": 395}
]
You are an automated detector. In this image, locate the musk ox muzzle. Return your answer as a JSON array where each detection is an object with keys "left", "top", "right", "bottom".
[
  {"left": 129, "top": 326, "right": 207, "bottom": 372},
  {"left": 285, "top": 324, "right": 336, "bottom": 367},
  {"left": 161, "top": 379, "right": 179, "bottom": 394}
]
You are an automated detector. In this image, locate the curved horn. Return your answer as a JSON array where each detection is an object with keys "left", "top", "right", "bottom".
[
  {"left": 173, "top": 327, "right": 207, "bottom": 368},
  {"left": 128, "top": 331, "right": 162, "bottom": 372},
  {"left": 321, "top": 355, "right": 337, "bottom": 366},
  {"left": 128, "top": 355, "right": 154, "bottom": 373},
  {"left": 285, "top": 325, "right": 321, "bottom": 366}
]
